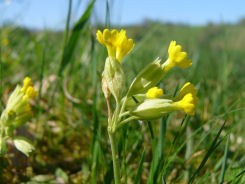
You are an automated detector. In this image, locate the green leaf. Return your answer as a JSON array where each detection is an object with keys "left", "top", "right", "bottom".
[
  {"left": 188, "top": 120, "right": 226, "bottom": 184},
  {"left": 13, "top": 136, "right": 35, "bottom": 157},
  {"left": 134, "top": 149, "right": 146, "bottom": 184},
  {"left": 219, "top": 134, "right": 230, "bottom": 184},
  {"left": 58, "top": 0, "right": 95, "bottom": 76}
]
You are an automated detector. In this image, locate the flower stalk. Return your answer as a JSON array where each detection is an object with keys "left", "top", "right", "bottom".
[{"left": 108, "top": 131, "right": 121, "bottom": 184}]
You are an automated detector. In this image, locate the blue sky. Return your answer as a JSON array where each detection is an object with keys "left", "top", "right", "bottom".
[{"left": 0, "top": 0, "right": 245, "bottom": 29}]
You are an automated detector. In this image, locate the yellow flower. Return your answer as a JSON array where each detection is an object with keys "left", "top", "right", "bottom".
[
  {"left": 97, "top": 29, "right": 118, "bottom": 58},
  {"left": 96, "top": 29, "right": 134, "bottom": 62},
  {"left": 174, "top": 82, "right": 197, "bottom": 101},
  {"left": 173, "top": 92, "right": 198, "bottom": 116},
  {"left": 115, "top": 30, "right": 134, "bottom": 62},
  {"left": 164, "top": 41, "right": 192, "bottom": 72},
  {"left": 146, "top": 87, "right": 164, "bottom": 99}
]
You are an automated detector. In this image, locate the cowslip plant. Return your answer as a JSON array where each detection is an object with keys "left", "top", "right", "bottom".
[
  {"left": 97, "top": 29, "right": 198, "bottom": 183},
  {"left": 0, "top": 77, "right": 38, "bottom": 157}
]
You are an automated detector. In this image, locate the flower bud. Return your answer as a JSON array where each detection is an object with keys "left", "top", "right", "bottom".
[
  {"left": 13, "top": 136, "right": 35, "bottom": 157},
  {"left": 103, "top": 57, "right": 124, "bottom": 101},
  {"left": 130, "top": 99, "right": 174, "bottom": 120}
]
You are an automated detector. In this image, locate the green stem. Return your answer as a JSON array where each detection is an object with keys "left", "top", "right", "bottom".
[
  {"left": 184, "top": 126, "right": 193, "bottom": 180},
  {"left": 112, "top": 100, "right": 120, "bottom": 131},
  {"left": 119, "top": 93, "right": 129, "bottom": 122},
  {"left": 108, "top": 132, "right": 121, "bottom": 184},
  {"left": 117, "top": 116, "right": 137, "bottom": 130},
  {"left": 119, "top": 111, "right": 130, "bottom": 119}
]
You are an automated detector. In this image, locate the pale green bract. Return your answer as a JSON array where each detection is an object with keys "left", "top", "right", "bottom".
[{"left": 13, "top": 136, "right": 35, "bottom": 157}]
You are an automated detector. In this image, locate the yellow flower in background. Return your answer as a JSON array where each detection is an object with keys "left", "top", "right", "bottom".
[
  {"left": 5, "top": 77, "right": 38, "bottom": 119},
  {"left": 146, "top": 87, "right": 164, "bottom": 98},
  {"left": 2, "top": 39, "right": 9, "bottom": 46},
  {"left": 97, "top": 29, "right": 134, "bottom": 62},
  {"left": 0, "top": 77, "right": 38, "bottom": 138},
  {"left": 164, "top": 41, "right": 192, "bottom": 72},
  {"left": 21, "top": 77, "right": 38, "bottom": 99},
  {"left": 0, "top": 77, "right": 37, "bottom": 156}
]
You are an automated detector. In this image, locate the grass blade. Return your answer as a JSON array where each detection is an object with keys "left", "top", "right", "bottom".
[
  {"left": 90, "top": 33, "right": 101, "bottom": 183},
  {"left": 236, "top": 169, "right": 245, "bottom": 178},
  {"left": 105, "top": 0, "right": 110, "bottom": 28},
  {"left": 147, "top": 121, "right": 155, "bottom": 139},
  {"left": 227, "top": 169, "right": 245, "bottom": 184},
  {"left": 63, "top": 0, "right": 72, "bottom": 47},
  {"left": 134, "top": 149, "right": 146, "bottom": 184},
  {"left": 58, "top": 0, "right": 95, "bottom": 76},
  {"left": 188, "top": 120, "right": 227, "bottom": 184},
  {"left": 219, "top": 134, "right": 230, "bottom": 184},
  {"left": 147, "top": 116, "right": 168, "bottom": 184}
]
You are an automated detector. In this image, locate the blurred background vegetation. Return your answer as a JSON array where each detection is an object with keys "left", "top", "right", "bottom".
[{"left": 0, "top": 0, "right": 245, "bottom": 183}]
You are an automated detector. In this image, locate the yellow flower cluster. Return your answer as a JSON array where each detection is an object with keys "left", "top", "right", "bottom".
[
  {"left": 97, "top": 29, "right": 134, "bottom": 62},
  {"left": 2, "top": 39, "right": 9, "bottom": 46},
  {"left": 96, "top": 28, "right": 198, "bottom": 119},
  {"left": 2, "top": 77, "right": 38, "bottom": 129}
]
